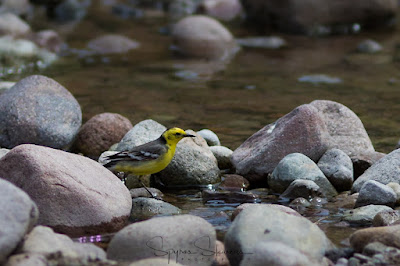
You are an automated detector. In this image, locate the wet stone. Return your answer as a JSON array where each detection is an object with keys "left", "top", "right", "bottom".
[
  {"left": 130, "top": 187, "right": 163, "bottom": 199},
  {"left": 372, "top": 210, "right": 400, "bottom": 226},
  {"left": 343, "top": 205, "right": 393, "bottom": 225},
  {"left": 219, "top": 174, "right": 249, "bottom": 191},
  {"left": 355, "top": 180, "right": 396, "bottom": 208},
  {"left": 202, "top": 189, "right": 258, "bottom": 203},
  {"left": 130, "top": 198, "right": 181, "bottom": 221}
]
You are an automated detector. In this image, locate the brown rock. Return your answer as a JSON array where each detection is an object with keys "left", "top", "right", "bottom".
[
  {"left": 231, "top": 104, "right": 330, "bottom": 184},
  {"left": 350, "top": 224, "right": 400, "bottom": 252},
  {"left": 0, "top": 144, "right": 131, "bottom": 237},
  {"left": 219, "top": 174, "right": 249, "bottom": 191},
  {"left": 72, "top": 113, "right": 132, "bottom": 158}
]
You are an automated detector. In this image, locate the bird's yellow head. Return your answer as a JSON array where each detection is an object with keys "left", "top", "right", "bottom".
[{"left": 162, "top": 127, "right": 195, "bottom": 145}]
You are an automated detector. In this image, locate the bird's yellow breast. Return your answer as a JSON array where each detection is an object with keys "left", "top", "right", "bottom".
[{"left": 114, "top": 146, "right": 175, "bottom": 175}]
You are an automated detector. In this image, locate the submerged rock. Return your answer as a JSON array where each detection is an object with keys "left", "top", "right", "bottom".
[
  {"left": 0, "top": 75, "right": 81, "bottom": 149},
  {"left": 0, "top": 144, "right": 131, "bottom": 236},
  {"left": 87, "top": 34, "right": 140, "bottom": 54}
]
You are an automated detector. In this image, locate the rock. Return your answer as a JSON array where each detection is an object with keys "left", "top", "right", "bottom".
[
  {"left": 387, "top": 182, "right": 400, "bottom": 205},
  {"left": 0, "top": 12, "right": 30, "bottom": 36},
  {"left": 53, "top": 0, "right": 91, "bottom": 23},
  {"left": 0, "top": 0, "right": 32, "bottom": 17},
  {"left": 309, "top": 100, "right": 375, "bottom": 159},
  {"left": 197, "top": 129, "right": 221, "bottom": 146},
  {"left": 0, "top": 148, "right": 9, "bottom": 159},
  {"left": 372, "top": 210, "right": 400, "bottom": 226},
  {"left": 171, "top": 15, "right": 239, "bottom": 60},
  {"left": 0, "top": 75, "right": 82, "bottom": 149},
  {"left": 107, "top": 214, "right": 216, "bottom": 265},
  {"left": 202, "top": 189, "right": 258, "bottom": 203},
  {"left": 355, "top": 180, "right": 396, "bottom": 208},
  {"left": 240, "top": 241, "right": 319, "bottom": 266},
  {"left": 168, "top": 0, "right": 199, "bottom": 21},
  {"left": 115, "top": 119, "right": 166, "bottom": 151},
  {"left": 362, "top": 241, "right": 390, "bottom": 256},
  {"left": 154, "top": 130, "right": 220, "bottom": 187},
  {"left": 350, "top": 224, "right": 400, "bottom": 252},
  {"left": 269, "top": 153, "right": 337, "bottom": 198},
  {"left": 219, "top": 174, "right": 249, "bottom": 191},
  {"left": 214, "top": 240, "right": 229, "bottom": 266},
  {"left": 357, "top": 39, "right": 383, "bottom": 53},
  {"left": 5, "top": 253, "right": 48, "bottom": 266},
  {"left": 298, "top": 74, "right": 342, "bottom": 84},
  {"left": 280, "top": 179, "right": 323, "bottom": 200},
  {"left": 242, "top": 0, "right": 397, "bottom": 34},
  {"left": 20, "top": 226, "right": 106, "bottom": 261},
  {"left": 0, "top": 36, "right": 57, "bottom": 68},
  {"left": 352, "top": 151, "right": 385, "bottom": 178},
  {"left": 342, "top": 205, "right": 393, "bottom": 225},
  {"left": 232, "top": 104, "right": 330, "bottom": 184},
  {"left": 130, "top": 187, "right": 163, "bottom": 199},
  {"left": 317, "top": 148, "right": 354, "bottom": 191},
  {"left": 87, "top": 34, "right": 140, "bottom": 54},
  {"left": 72, "top": 112, "right": 133, "bottom": 158},
  {"left": 352, "top": 149, "right": 400, "bottom": 192},
  {"left": 231, "top": 203, "right": 301, "bottom": 221},
  {"left": 0, "top": 178, "right": 38, "bottom": 264},
  {"left": 199, "top": 0, "right": 243, "bottom": 21},
  {"left": 0, "top": 81, "right": 15, "bottom": 90},
  {"left": 236, "top": 36, "right": 286, "bottom": 49},
  {"left": 0, "top": 144, "right": 131, "bottom": 236},
  {"left": 224, "top": 204, "right": 332, "bottom": 265},
  {"left": 130, "top": 198, "right": 181, "bottom": 221},
  {"left": 31, "top": 29, "right": 63, "bottom": 53},
  {"left": 210, "top": 146, "right": 233, "bottom": 170}
]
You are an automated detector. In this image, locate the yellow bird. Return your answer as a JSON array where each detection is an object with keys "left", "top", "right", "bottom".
[{"left": 104, "top": 127, "right": 195, "bottom": 176}]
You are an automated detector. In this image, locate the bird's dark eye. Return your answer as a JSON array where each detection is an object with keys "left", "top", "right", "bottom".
[{"left": 175, "top": 132, "right": 181, "bottom": 136}]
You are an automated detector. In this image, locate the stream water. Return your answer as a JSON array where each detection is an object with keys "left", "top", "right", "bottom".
[{"left": 8, "top": 3, "right": 400, "bottom": 249}]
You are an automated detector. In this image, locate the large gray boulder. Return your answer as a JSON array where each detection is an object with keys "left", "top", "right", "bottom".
[
  {"left": 0, "top": 144, "right": 132, "bottom": 236},
  {"left": 107, "top": 215, "right": 216, "bottom": 265},
  {"left": 353, "top": 149, "right": 400, "bottom": 192},
  {"left": 0, "top": 178, "right": 38, "bottom": 264},
  {"left": 224, "top": 204, "right": 333, "bottom": 266},
  {"left": 0, "top": 75, "right": 82, "bottom": 149},
  {"left": 231, "top": 104, "right": 330, "bottom": 184}
]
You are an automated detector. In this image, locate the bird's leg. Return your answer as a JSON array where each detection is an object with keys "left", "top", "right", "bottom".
[{"left": 139, "top": 175, "right": 160, "bottom": 200}]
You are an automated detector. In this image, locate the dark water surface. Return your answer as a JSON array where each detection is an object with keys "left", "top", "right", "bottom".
[{"left": 16, "top": 6, "right": 400, "bottom": 247}]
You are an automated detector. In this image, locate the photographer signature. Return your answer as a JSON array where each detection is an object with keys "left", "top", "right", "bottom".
[{"left": 145, "top": 235, "right": 251, "bottom": 263}]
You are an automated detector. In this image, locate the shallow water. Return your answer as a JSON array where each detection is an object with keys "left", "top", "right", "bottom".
[{"left": 11, "top": 5, "right": 400, "bottom": 248}]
